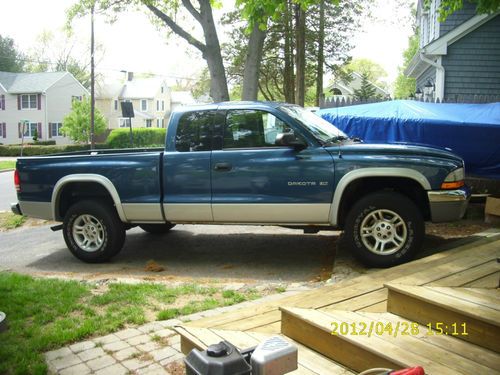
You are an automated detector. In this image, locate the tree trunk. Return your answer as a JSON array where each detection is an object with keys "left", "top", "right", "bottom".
[
  {"left": 283, "top": 0, "right": 295, "bottom": 103},
  {"left": 146, "top": 0, "right": 229, "bottom": 102},
  {"left": 294, "top": 4, "right": 306, "bottom": 106},
  {"left": 198, "top": 0, "right": 229, "bottom": 101},
  {"left": 242, "top": 23, "right": 267, "bottom": 101},
  {"left": 316, "top": 0, "right": 325, "bottom": 107}
]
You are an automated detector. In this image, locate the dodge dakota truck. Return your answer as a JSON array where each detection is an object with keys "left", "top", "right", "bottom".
[{"left": 12, "top": 102, "right": 470, "bottom": 267}]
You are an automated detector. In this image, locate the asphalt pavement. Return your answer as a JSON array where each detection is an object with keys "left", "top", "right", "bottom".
[
  {"left": 0, "top": 170, "right": 16, "bottom": 212},
  {"left": 0, "top": 223, "right": 347, "bottom": 283}
]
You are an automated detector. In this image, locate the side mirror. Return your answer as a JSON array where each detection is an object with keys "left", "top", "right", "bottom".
[{"left": 275, "top": 131, "right": 307, "bottom": 151}]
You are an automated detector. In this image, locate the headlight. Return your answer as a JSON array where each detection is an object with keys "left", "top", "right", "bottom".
[{"left": 441, "top": 167, "right": 465, "bottom": 189}]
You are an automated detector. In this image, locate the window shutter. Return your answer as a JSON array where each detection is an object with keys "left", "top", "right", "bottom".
[
  {"left": 48, "top": 123, "right": 52, "bottom": 138},
  {"left": 18, "top": 122, "right": 22, "bottom": 138},
  {"left": 38, "top": 122, "right": 42, "bottom": 138},
  {"left": 2, "top": 123, "right": 6, "bottom": 138},
  {"left": 17, "top": 95, "right": 21, "bottom": 110},
  {"left": 37, "top": 94, "right": 41, "bottom": 110}
]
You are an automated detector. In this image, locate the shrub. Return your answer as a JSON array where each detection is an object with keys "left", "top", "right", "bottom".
[
  {"left": 107, "top": 128, "right": 166, "bottom": 149},
  {"left": 0, "top": 144, "right": 107, "bottom": 157}
]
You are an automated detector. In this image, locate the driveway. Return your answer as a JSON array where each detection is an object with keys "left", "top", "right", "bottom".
[
  {"left": 0, "top": 224, "right": 345, "bottom": 283},
  {"left": 0, "top": 170, "right": 16, "bottom": 212}
]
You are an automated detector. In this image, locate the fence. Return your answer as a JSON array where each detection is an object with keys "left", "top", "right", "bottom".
[{"left": 319, "top": 95, "right": 500, "bottom": 109}]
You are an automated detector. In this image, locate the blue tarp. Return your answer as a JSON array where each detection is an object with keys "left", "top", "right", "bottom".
[{"left": 317, "top": 100, "right": 500, "bottom": 179}]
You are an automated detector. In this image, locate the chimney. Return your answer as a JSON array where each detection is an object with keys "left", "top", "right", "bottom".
[{"left": 127, "top": 72, "right": 134, "bottom": 81}]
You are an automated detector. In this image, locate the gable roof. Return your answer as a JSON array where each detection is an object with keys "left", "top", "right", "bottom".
[
  {"left": 330, "top": 72, "right": 389, "bottom": 97},
  {"left": 0, "top": 71, "right": 69, "bottom": 94},
  {"left": 120, "top": 77, "right": 165, "bottom": 99}
]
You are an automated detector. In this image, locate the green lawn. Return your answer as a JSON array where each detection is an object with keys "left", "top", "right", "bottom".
[
  {"left": 0, "top": 160, "right": 15, "bottom": 171},
  {"left": 0, "top": 272, "right": 261, "bottom": 375}
]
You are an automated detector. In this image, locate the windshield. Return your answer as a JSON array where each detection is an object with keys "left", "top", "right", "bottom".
[{"left": 278, "top": 105, "right": 347, "bottom": 144}]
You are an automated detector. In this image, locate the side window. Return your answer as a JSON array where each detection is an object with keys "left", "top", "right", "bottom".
[
  {"left": 175, "top": 111, "right": 214, "bottom": 152},
  {"left": 223, "top": 110, "right": 289, "bottom": 149}
]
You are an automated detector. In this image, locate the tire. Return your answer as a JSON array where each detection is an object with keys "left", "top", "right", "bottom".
[
  {"left": 343, "top": 191, "right": 424, "bottom": 268},
  {"left": 139, "top": 223, "right": 176, "bottom": 234},
  {"left": 63, "top": 200, "right": 126, "bottom": 263}
]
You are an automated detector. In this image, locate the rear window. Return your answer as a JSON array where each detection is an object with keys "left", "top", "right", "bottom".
[{"left": 175, "top": 111, "right": 214, "bottom": 152}]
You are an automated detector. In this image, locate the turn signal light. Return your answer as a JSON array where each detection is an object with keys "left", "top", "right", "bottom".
[
  {"left": 440, "top": 180, "right": 464, "bottom": 189},
  {"left": 14, "top": 169, "right": 21, "bottom": 192}
]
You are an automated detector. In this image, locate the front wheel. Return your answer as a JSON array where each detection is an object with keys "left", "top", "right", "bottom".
[
  {"left": 343, "top": 192, "right": 424, "bottom": 268},
  {"left": 63, "top": 200, "right": 126, "bottom": 263}
]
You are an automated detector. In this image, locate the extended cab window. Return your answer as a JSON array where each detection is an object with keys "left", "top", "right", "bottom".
[
  {"left": 175, "top": 111, "right": 214, "bottom": 152},
  {"left": 223, "top": 110, "right": 289, "bottom": 149}
]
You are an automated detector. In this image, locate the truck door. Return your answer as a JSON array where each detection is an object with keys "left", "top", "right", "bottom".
[
  {"left": 162, "top": 110, "right": 215, "bottom": 222},
  {"left": 211, "top": 109, "right": 334, "bottom": 223}
]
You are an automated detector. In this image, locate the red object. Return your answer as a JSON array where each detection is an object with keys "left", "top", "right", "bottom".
[
  {"left": 14, "top": 170, "right": 20, "bottom": 192},
  {"left": 390, "top": 367, "right": 425, "bottom": 375}
]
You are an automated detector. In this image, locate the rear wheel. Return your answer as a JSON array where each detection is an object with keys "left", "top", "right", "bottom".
[
  {"left": 63, "top": 200, "right": 125, "bottom": 263},
  {"left": 139, "top": 223, "right": 176, "bottom": 234},
  {"left": 343, "top": 192, "right": 424, "bottom": 268}
]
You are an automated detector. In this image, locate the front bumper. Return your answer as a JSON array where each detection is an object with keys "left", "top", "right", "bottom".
[
  {"left": 428, "top": 186, "right": 470, "bottom": 223},
  {"left": 11, "top": 202, "right": 22, "bottom": 216}
]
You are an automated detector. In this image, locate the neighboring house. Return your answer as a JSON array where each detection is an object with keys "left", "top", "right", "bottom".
[
  {"left": 406, "top": 0, "right": 500, "bottom": 101},
  {"left": 96, "top": 73, "right": 194, "bottom": 130},
  {"left": 329, "top": 72, "right": 390, "bottom": 99},
  {"left": 0, "top": 71, "right": 89, "bottom": 145}
]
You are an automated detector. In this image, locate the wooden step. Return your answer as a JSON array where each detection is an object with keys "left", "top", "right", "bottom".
[
  {"left": 280, "top": 307, "right": 500, "bottom": 375},
  {"left": 385, "top": 283, "right": 500, "bottom": 352},
  {"left": 175, "top": 325, "right": 355, "bottom": 375}
]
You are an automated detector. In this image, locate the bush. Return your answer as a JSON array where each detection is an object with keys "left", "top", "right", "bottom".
[
  {"left": 0, "top": 144, "right": 107, "bottom": 157},
  {"left": 107, "top": 128, "right": 166, "bottom": 149}
]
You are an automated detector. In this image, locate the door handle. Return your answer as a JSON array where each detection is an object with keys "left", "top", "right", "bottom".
[{"left": 214, "top": 162, "right": 232, "bottom": 171}]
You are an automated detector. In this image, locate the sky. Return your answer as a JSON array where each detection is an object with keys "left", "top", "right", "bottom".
[{"left": 0, "top": 0, "right": 417, "bottom": 91}]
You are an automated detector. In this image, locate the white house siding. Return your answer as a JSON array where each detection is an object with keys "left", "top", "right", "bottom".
[
  {"left": 0, "top": 91, "right": 45, "bottom": 145},
  {"left": 46, "top": 74, "right": 88, "bottom": 145}
]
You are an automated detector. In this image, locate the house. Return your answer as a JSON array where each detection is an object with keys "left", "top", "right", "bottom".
[
  {"left": 329, "top": 71, "right": 390, "bottom": 100},
  {"left": 405, "top": 0, "right": 500, "bottom": 101},
  {"left": 0, "top": 71, "right": 89, "bottom": 145},
  {"left": 96, "top": 73, "right": 194, "bottom": 130}
]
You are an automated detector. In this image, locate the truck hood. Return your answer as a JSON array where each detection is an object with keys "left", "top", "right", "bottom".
[{"left": 325, "top": 142, "right": 463, "bottom": 163}]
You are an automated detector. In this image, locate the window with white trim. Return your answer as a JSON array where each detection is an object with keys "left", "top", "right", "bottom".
[
  {"left": 114, "top": 100, "right": 118, "bottom": 111},
  {"left": 119, "top": 118, "right": 131, "bottom": 128},
  {"left": 156, "top": 100, "right": 160, "bottom": 111},
  {"left": 21, "top": 94, "right": 37, "bottom": 109},
  {"left": 51, "top": 123, "right": 63, "bottom": 137},
  {"left": 146, "top": 119, "right": 152, "bottom": 127},
  {"left": 23, "top": 123, "right": 38, "bottom": 137},
  {"left": 72, "top": 96, "right": 82, "bottom": 102},
  {"left": 161, "top": 100, "right": 165, "bottom": 111},
  {"left": 141, "top": 99, "right": 148, "bottom": 111}
]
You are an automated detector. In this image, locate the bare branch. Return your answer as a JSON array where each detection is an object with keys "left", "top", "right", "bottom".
[
  {"left": 181, "top": 0, "right": 202, "bottom": 23},
  {"left": 145, "top": 3, "right": 206, "bottom": 54}
]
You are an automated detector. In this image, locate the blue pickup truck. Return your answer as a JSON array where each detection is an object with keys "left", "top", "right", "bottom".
[{"left": 12, "top": 102, "right": 470, "bottom": 267}]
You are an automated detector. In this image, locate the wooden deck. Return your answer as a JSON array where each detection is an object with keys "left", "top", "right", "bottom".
[{"left": 176, "top": 231, "right": 500, "bottom": 374}]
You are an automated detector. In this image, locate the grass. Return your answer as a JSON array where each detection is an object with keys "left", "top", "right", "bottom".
[
  {"left": 0, "top": 272, "right": 261, "bottom": 375},
  {"left": 0, "top": 212, "right": 26, "bottom": 230},
  {"left": 0, "top": 160, "right": 15, "bottom": 171}
]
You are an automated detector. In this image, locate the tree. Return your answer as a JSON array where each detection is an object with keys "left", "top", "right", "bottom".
[
  {"left": 0, "top": 35, "right": 24, "bottom": 72},
  {"left": 353, "top": 72, "right": 377, "bottom": 100},
  {"left": 223, "top": 0, "right": 365, "bottom": 105},
  {"left": 26, "top": 30, "right": 95, "bottom": 88},
  {"left": 346, "top": 58, "right": 388, "bottom": 89},
  {"left": 61, "top": 97, "right": 106, "bottom": 143},
  {"left": 394, "top": 32, "right": 419, "bottom": 98},
  {"left": 68, "top": 0, "right": 229, "bottom": 102},
  {"left": 433, "top": 0, "right": 500, "bottom": 20}
]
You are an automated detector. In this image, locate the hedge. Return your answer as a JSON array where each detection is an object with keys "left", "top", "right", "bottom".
[
  {"left": 0, "top": 144, "right": 107, "bottom": 157},
  {"left": 106, "top": 128, "right": 166, "bottom": 149}
]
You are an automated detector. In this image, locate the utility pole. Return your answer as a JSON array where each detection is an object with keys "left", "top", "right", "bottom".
[{"left": 90, "top": 1, "right": 95, "bottom": 149}]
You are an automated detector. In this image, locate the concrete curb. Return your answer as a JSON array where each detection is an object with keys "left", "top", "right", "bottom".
[{"left": 0, "top": 169, "right": 14, "bottom": 173}]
